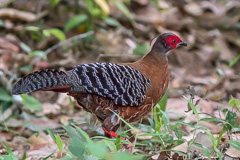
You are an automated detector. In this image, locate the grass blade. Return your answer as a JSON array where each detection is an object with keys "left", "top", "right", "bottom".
[{"left": 183, "top": 95, "right": 200, "bottom": 119}]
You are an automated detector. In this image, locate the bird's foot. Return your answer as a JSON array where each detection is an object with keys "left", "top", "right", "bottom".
[
  {"left": 102, "top": 127, "right": 132, "bottom": 152},
  {"left": 120, "top": 138, "right": 133, "bottom": 152}
]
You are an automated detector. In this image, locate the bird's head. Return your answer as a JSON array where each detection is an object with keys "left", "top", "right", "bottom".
[{"left": 151, "top": 33, "right": 187, "bottom": 53}]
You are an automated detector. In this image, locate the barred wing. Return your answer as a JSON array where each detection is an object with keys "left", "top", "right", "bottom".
[{"left": 68, "top": 63, "right": 151, "bottom": 106}]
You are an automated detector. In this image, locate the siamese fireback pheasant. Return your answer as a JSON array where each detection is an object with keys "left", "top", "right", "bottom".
[{"left": 12, "top": 33, "right": 187, "bottom": 141}]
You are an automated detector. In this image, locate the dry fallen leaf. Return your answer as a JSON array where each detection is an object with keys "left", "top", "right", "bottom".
[
  {"left": 0, "top": 8, "right": 48, "bottom": 22},
  {"left": 225, "top": 134, "right": 240, "bottom": 158},
  {"left": 42, "top": 102, "right": 61, "bottom": 115}
]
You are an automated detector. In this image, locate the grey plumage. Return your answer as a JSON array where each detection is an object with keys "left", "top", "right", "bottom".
[{"left": 12, "top": 63, "right": 151, "bottom": 106}]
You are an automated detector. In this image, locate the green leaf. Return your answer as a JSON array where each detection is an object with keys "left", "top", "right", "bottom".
[
  {"left": 21, "top": 94, "right": 43, "bottom": 111},
  {"left": 225, "top": 111, "right": 238, "bottom": 130},
  {"left": 228, "top": 140, "right": 240, "bottom": 151},
  {"left": 158, "top": 90, "right": 168, "bottom": 112},
  {"left": 94, "top": 0, "right": 110, "bottom": 15},
  {"left": 43, "top": 28, "right": 66, "bottom": 41},
  {"left": 183, "top": 95, "right": 200, "bottom": 119},
  {"left": 1, "top": 141, "right": 18, "bottom": 160},
  {"left": 104, "top": 17, "right": 122, "bottom": 27},
  {"left": 2, "top": 141, "right": 13, "bottom": 155},
  {"left": 43, "top": 153, "right": 54, "bottom": 160},
  {"left": 112, "top": 111, "right": 134, "bottom": 130},
  {"left": 69, "top": 97, "right": 74, "bottom": 110},
  {"left": 56, "top": 134, "right": 63, "bottom": 152},
  {"left": 205, "top": 130, "right": 217, "bottom": 148},
  {"left": 214, "top": 148, "right": 222, "bottom": 160},
  {"left": 109, "top": 152, "right": 136, "bottom": 160},
  {"left": 229, "top": 99, "right": 235, "bottom": 107},
  {"left": 160, "top": 110, "right": 170, "bottom": 125},
  {"left": 73, "top": 124, "right": 92, "bottom": 143},
  {"left": 148, "top": 118, "right": 155, "bottom": 130},
  {"left": 25, "top": 26, "right": 40, "bottom": 31},
  {"left": 85, "top": 0, "right": 101, "bottom": 16},
  {"left": 20, "top": 65, "right": 33, "bottom": 72},
  {"left": 102, "top": 139, "right": 116, "bottom": 151},
  {"left": 200, "top": 118, "right": 231, "bottom": 125},
  {"left": 47, "top": 129, "right": 56, "bottom": 142},
  {"left": 68, "top": 137, "right": 85, "bottom": 159},
  {"left": 64, "top": 14, "right": 88, "bottom": 31},
  {"left": 64, "top": 125, "right": 91, "bottom": 143},
  {"left": 170, "top": 150, "right": 187, "bottom": 156},
  {"left": 0, "top": 88, "right": 11, "bottom": 102},
  {"left": 29, "top": 50, "right": 47, "bottom": 60},
  {"left": 133, "top": 44, "right": 149, "bottom": 56},
  {"left": 218, "top": 127, "right": 227, "bottom": 148},
  {"left": 228, "top": 54, "right": 240, "bottom": 68},
  {"left": 50, "top": 0, "right": 61, "bottom": 8},
  {"left": 20, "top": 42, "right": 32, "bottom": 53},
  {"left": 115, "top": 135, "right": 121, "bottom": 151},
  {"left": 174, "top": 121, "right": 195, "bottom": 128},
  {"left": 193, "top": 142, "right": 211, "bottom": 159},
  {"left": 83, "top": 155, "right": 99, "bottom": 160},
  {"left": 86, "top": 141, "right": 108, "bottom": 159},
  {"left": 112, "top": 0, "right": 135, "bottom": 25}
]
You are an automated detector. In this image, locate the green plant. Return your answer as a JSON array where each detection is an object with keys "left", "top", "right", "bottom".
[
  {"left": 64, "top": 0, "right": 134, "bottom": 33},
  {"left": 58, "top": 122, "right": 140, "bottom": 159},
  {"left": 0, "top": 141, "right": 18, "bottom": 160}
]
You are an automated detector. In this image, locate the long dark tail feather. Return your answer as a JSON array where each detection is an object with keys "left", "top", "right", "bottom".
[{"left": 12, "top": 69, "right": 71, "bottom": 95}]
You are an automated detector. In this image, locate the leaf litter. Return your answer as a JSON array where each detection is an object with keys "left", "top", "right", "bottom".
[{"left": 0, "top": 0, "right": 240, "bottom": 159}]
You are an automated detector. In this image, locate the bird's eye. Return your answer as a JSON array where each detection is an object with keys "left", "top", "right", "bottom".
[{"left": 172, "top": 39, "right": 176, "bottom": 43}]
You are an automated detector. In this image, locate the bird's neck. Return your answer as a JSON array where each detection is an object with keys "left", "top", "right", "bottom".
[
  {"left": 127, "top": 50, "right": 168, "bottom": 79},
  {"left": 140, "top": 50, "right": 168, "bottom": 66}
]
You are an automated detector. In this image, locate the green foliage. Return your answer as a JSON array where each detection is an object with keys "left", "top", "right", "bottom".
[
  {"left": 50, "top": 0, "right": 62, "bottom": 8},
  {"left": 183, "top": 95, "right": 200, "bottom": 119},
  {"left": 56, "top": 134, "right": 63, "bottom": 153},
  {"left": 154, "top": 91, "right": 168, "bottom": 133},
  {"left": 228, "top": 54, "right": 240, "bottom": 68},
  {"left": 0, "top": 88, "right": 11, "bottom": 102},
  {"left": 46, "top": 129, "right": 56, "bottom": 142},
  {"left": 20, "top": 42, "right": 47, "bottom": 60},
  {"left": 229, "top": 96, "right": 240, "bottom": 111},
  {"left": 43, "top": 28, "right": 66, "bottom": 41},
  {"left": 111, "top": 0, "right": 135, "bottom": 25},
  {"left": 228, "top": 140, "right": 240, "bottom": 151},
  {"left": 104, "top": 17, "right": 122, "bottom": 27},
  {"left": 133, "top": 44, "right": 149, "bottom": 56},
  {"left": 64, "top": 14, "right": 88, "bottom": 32},
  {"left": 192, "top": 142, "right": 211, "bottom": 159},
  {"left": 0, "top": 141, "right": 18, "bottom": 160},
  {"left": 21, "top": 94, "right": 43, "bottom": 111},
  {"left": 60, "top": 124, "right": 139, "bottom": 159}
]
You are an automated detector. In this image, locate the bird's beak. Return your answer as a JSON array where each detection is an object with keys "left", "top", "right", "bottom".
[{"left": 177, "top": 41, "right": 187, "bottom": 47}]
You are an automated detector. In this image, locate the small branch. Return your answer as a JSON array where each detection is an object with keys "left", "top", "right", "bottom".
[
  {"left": 31, "top": 31, "right": 94, "bottom": 65},
  {"left": 0, "top": 8, "right": 48, "bottom": 22}
]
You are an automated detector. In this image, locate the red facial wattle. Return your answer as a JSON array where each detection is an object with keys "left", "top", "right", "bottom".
[{"left": 164, "top": 35, "right": 182, "bottom": 49}]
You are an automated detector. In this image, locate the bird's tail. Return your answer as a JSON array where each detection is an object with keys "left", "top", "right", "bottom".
[{"left": 12, "top": 69, "right": 71, "bottom": 95}]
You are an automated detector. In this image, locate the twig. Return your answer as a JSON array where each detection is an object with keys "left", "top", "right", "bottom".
[
  {"left": 31, "top": 31, "right": 94, "bottom": 65},
  {"left": 0, "top": 8, "right": 48, "bottom": 22}
]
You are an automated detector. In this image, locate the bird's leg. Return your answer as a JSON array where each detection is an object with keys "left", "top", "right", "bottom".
[
  {"left": 102, "top": 127, "right": 125, "bottom": 140},
  {"left": 102, "top": 115, "right": 132, "bottom": 152}
]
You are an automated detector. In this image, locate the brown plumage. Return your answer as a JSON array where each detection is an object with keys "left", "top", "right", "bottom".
[{"left": 12, "top": 33, "right": 187, "bottom": 139}]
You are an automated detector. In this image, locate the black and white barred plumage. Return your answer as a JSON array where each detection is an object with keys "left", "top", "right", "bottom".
[
  {"left": 12, "top": 63, "right": 151, "bottom": 106},
  {"left": 68, "top": 63, "right": 151, "bottom": 106},
  {"left": 12, "top": 69, "right": 69, "bottom": 95}
]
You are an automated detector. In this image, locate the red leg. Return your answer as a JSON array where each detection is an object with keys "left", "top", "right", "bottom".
[{"left": 102, "top": 127, "right": 132, "bottom": 152}]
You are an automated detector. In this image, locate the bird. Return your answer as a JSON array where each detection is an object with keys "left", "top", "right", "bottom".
[{"left": 12, "top": 33, "right": 187, "bottom": 144}]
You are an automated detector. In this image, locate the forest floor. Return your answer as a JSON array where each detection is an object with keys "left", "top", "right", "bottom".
[{"left": 0, "top": 0, "right": 240, "bottom": 159}]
